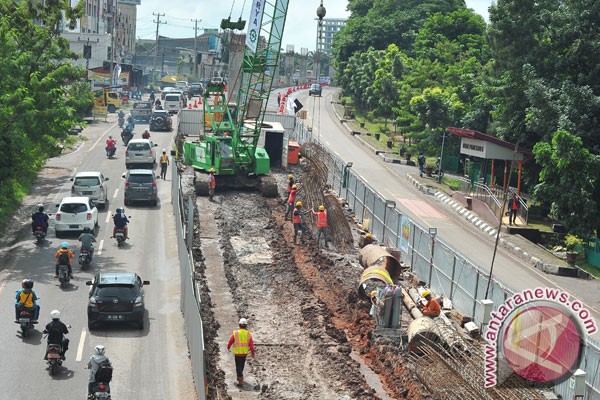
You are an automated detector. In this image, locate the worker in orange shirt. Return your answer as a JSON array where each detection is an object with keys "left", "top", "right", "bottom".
[
  {"left": 418, "top": 289, "right": 441, "bottom": 318},
  {"left": 312, "top": 205, "right": 328, "bottom": 247},
  {"left": 227, "top": 318, "right": 256, "bottom": 386},
  {"left": 285, "top": 184, "right": 299, "bottom": 220},
  {"left": 208, "top": 168, "right": 216, "bottom": 201}
]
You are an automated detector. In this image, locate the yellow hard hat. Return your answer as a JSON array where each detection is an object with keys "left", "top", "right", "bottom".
[
  {"left": 422, "top": 289, "right": 431, "bottom": 298},
  {"left": 369, "top": 290, "right": 378, "bottom": 298},
  {"left": 365, "top": 233, "right": 373, "bottom": 238},
  {"left": 209, "top": 168, "right": 215, "bottom": 173},
  {"left": 292, "top": 184, "right": 297, "bottom": 189},
  {"left": 319, "top": 205, "right": 325, "bottom": 211},
  {"left": 295, "top": 201, "right": 302, "bottom": 207},
  {"left": 288, "top": 174, "right": 294, "bottom": 179}
]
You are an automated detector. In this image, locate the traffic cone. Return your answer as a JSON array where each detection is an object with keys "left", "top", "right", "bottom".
[
  {"left": 193, "top": 101, "right": 198, "bottom": 109},
  {"left": 194, "top": 99, "right": 197, "bottom": 107},
  {"left": 198, "top": 97, "right": 202, "bottom": 105}
]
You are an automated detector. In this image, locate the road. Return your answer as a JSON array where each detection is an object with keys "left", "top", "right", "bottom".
[
  {"left": 301, "top": 86, "right": 600, "bottom": 341},
  {"left": 0, "top": 113, "right": 196, "bottom": 399}
]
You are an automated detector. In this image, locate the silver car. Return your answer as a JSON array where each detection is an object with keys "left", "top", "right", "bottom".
[
  {"left": 123, "top": 169, "right": 158, "bottom": 206},
  {"left": 70, "top": 172, "right": 109, "bottom": 209},
  {"left": 125, "top": 139, "right": 157, "bottom": 169}
]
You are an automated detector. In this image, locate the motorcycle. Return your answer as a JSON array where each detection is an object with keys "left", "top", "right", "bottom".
[
  {"left": 118, "top": 116, "right": 124, "bottom": 128},
  {"left": 121, "top": 126, "right": 134, "bottom": 145},
  {"left": 16, "top": 308, "right": 36, "bottom": 338},
  {"left": 33, "top": 226, "right": 46, "bottom": 243},
  {"left": 115, "top": 227, "right": 126, "bottom": 247},
  {"left": 90, "top": 382, "right": 112, "bottom": 399},
  {"left": 57, "top": 264, "right": 70, "bottom": 288},
  {"left": 79, "top": 248, "right": 92, "bottom": 270},
  {"left": 45, "top": 343, "right": 63, "bottom": 375},
  {"left": 106, "top": 146, "right": 116, "bottom": 159}
]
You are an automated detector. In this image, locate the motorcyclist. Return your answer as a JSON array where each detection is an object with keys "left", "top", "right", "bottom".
[
  {"left": 31, "top": 204, "right": 49, "bottom": 234},
  {"left": 15, "top": 279, "right": 40, "bottom": 322},
  {"left": 86, "top": 345, "right": 112, "bottom": 397},
  {"left": 78, "top": 227, "right": 96, "bottom": 262},
  {"left": 142, "top": 129, "right": 151, "bottom": 139},
  {"left": 117, "top": 110, "right": 125, "bottom": 128},
  {"left": 126, "top": 113, "right": 135, "bottom": 129},
  {"left": 112, "top": 207, "right": 129, "bottom": 239},
  {"left": 149, "top": 91, "right": 155, "bottom": 102},
  {"left": 55, "top": 241, "right": 74, "bottom": 279},
  {"left": 105, "top": 135, "right": 117, "bottom": 156},
  {"left": 154, "top": 99, "right": 162, "bottom": 109},
  {"left": 159, "top": 149, "right": 169, "bottom": 180},
  {"left": 44, "top": 310, "right": 69, "bottom": 360}
]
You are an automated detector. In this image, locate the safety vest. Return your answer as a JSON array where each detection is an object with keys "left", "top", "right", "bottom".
[
  {"left": 232, "top": 329, "right": 252, "bottom": 355},
  {"left": 287, "top": 189, "right": 297, "bottom": 204},
  {"left": 316, "top": 211, "right": 327, "bottom": 227},
  {"left": 208, "top": 174, "right": 216, "bottom": 188},
  {"left": 160, "top": 154, "right": 168, "bottom": 164},
  {"left": 292, "top": 209, "right": 302, "bottom": 224}
]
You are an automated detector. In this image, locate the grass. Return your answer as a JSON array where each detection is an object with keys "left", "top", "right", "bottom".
[
  {"left": 0, "top": 178, "right": 34, "bottom": 232},
  {"left": 442, "top": 177, "right": 461, "bottom": 191}
]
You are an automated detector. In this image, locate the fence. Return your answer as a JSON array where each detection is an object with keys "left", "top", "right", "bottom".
[
  {"left": 172, "top": 165, "right": 207, "bottom": 400},
  {"left": 278, "top": 113, "right": 600, "bottom": 400}
]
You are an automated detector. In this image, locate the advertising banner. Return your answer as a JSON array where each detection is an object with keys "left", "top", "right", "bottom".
[
  {"left": 399, "top": 215, "right": 410, "bottom": 253},
  {"left": 245, "top": 0, "right": 265, "bottom": 54}
]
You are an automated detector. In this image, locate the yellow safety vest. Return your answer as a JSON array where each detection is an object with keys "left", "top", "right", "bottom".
[
  {"left": 18, "top": 291, "right": 34, "bottom": 308},
  {"left": 232, "top": 329, "right": 252, "bottom": 355}
]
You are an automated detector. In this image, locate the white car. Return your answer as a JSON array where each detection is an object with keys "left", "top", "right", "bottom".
[
  {"left": 70, "top": 171, "right": 109, "bottom": 209},
  {"left": 54, "top": 196, "right": 98, "bottom": 237},
  {"left": 125, "top": 138, "right": 158, "bottom": 169}
]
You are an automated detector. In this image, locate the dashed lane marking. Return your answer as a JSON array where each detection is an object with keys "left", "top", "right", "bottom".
[
  {"left": 97, "top": 240, "right": 104, "bottom": 256},
  {"left": 105, "top": 213, "right": 111, "bottom": 224},
  {"left": 76, "top": 329, "right": 87, "bottom": 362},
  {"left": 113, "top": 188, "right": 119, "bottom": 199}
]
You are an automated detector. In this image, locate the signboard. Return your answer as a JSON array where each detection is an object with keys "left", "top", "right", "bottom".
[
  {"left": 460, "top": 137, "right": 525, "bottom": 161},
  {"left": 245, "top": 0, "right": 266, "bottom": 53},
  {"left": 399, "top": 215, "right": 410, "bottom": 253},
  {"left": 93, "top": 105, "right": 108, "bottom": 118}
]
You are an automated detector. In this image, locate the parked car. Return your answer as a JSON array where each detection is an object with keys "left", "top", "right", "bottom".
[
  {"left": 86, "top": 272, "right": 150, "bottom": 330},
  {"left": 54, "top": 196, "right": 98, "bottom": 237},
  {"left": 122, "top": 169, "right": 158, "bottom": 206},
  {"left": 70, "top": 172, "right": 109, "bottom": 209},
  {"left": 188, "top": 82, "right": 204, "bottom": 97},
  {"left": 149, "top": 109, "right": 173, "bottom": 132},
  {"left": 125, "top": 138, "right": 158, "bottom": 169},
  {"left": 309, "top": 83, "right": 322, "bottom": 96}
]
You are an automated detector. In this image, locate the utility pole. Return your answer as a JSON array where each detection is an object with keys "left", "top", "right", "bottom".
[
  {"left": 152, "top": 13, "right": 166, "bottom": 86},
  {"left": 191, "top": 18, "right": 202, "bottom": 80},
  {"left": 315, "top": 1, "right": 326, "bottom": 84},
  {"left": 110, "top": 0, "right": 119, "bottom": 86}
]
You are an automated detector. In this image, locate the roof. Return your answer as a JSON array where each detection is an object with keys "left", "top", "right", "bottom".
[{"left": 447, "top": 127, "right": 533, "bottom": 156}]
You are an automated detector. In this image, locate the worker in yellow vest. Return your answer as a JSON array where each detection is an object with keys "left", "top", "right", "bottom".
[
  {"left": 227, "top": 318, "right": 256, "bottom": 386},
  {"left": 312, "top": 205, "right": 328, "bottom": 247},
  {"left": 159, "top": 149, "right": 169, "bottom": 180}
]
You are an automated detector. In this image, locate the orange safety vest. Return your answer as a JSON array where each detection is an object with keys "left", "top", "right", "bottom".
[
  {"left": 208, "top": 174, "right": 216, "bottom": 188},
  {"left": 231, "top": 329, "right": 252, "bottom": 355},
  {"left": 287, "top": 189, "right": 297, "bottom": 204},
  {"left": 292, "top": 209, "right": 302, "bottom": 224},
  {"left": 316, "top": 210, "right": 327, "bottom": 227}
]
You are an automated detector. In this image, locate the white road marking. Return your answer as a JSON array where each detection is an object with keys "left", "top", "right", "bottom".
[
  {"left": 90, "top": 124, "right": 117, "bottom": 152},
  {"left": 98, "top": 239, "right": 104, "bottom": 256},
  {"left": 113, "top": 188, "right": 119, "bottom": 199},
  {"left": 76, "top": 329, "right": 87, "bottom": 362},
  {"left": 105, "top": 213, "right": 111, "bottom": 224}
]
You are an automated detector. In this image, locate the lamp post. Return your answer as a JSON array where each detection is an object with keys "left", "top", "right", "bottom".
[
  {"left": 437, "top": 130, "right": 447, "bottom": 183},
  {"left": 428, "top": 227, "right": 437, "bottom": 285},
  {"left": 382, "top": 200, "right": 396, "bottom": 245},
  {"left": 315, "top": 1, "right": 326, "bottom": 83}
]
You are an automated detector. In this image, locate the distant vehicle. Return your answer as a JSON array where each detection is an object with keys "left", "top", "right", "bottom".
[
  {"left": 160, "top": 87, "right": 176, "bottom": 100},
  {"left": 188, "top": 82, "right": 204, "bottom": 97},
  {"left": 70, "top": 172, "right": 109, "bottom": 209},
  {"left": 86, "top": 272, "right": 150, "bottom": 330},
  {"left": 176, "top": 80, "right": 189, "bottom": 92},
  {"left": 164, "top": 93, "right": 183, "bottom": 115},
  {"left": 209, "top": 76, "right": 224, "bottom": 86},
  {"left": 149, "top": 109, "right": 173, "bottom": 132},
  {"left": 93, "top": 88, "right": 121, "bottom": 113},
  {"left": 125, "top": 138, "right": 158, "bottom": 169},
  {"left": 309, "top": 83, "right": 322, "bottom": 97},
  {"left": 54, "top": 196, "right": 98, "bottom": 236},
  {"left": 131, "top": 101, "right": 153, "bottom": 123},
  {"left": 122, "top": 169, "right": 158, "bottom": 206}
]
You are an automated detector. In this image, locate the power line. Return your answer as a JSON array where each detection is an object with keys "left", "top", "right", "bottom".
[{"left": 152, "top": 13, "right": 166, "bottom": 85}]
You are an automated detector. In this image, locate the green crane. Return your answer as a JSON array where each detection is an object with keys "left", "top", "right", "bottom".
[{"left": 183, "top": 0, "right": 290, "bottom": 197}]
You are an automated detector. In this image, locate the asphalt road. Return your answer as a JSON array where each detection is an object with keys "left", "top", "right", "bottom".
[
  {"left": 301, "top": 86, "right": 600, "bottom": 341},
  {"left": 0, "top": 112, "right": 196, "bottom": 399}
]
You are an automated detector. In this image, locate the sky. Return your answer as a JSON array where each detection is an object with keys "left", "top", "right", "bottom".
[{"left": 136, "top": 0, "right": 493, "bottom": 52}]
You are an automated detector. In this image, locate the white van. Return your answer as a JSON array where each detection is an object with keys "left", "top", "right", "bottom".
[{"left": 164, "top": 93, "right": 183, "bottom": 114}]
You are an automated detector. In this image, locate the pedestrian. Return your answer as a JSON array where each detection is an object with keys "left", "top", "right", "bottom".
[
  {"left": 312, "top": 205, "right": 328, "bottom": 247},
  {"left": 227, "top": 318, "right": 256, "bottom": 386},
  {"left": 508, "top": 194, "right": 520, "bottom": 226},
  {"left": 208, "top": 168, "right": 216, "bottom": 201},
  {"left": 159, "top": 149, "right": 169, "bottom": 180},
  {"left": 277, "top": 92, "right": 282, "bottom": 107},
  {"left": 292, "top": 201, "right": 308, "bottom": 244},
  {"left": 417, "top": 152, "right": 425, "bottom": 177},
  {"left": 285, "top": 184, "right": 299, "bottom": 220},
  {"left": 417, "top": 289, "right": 441, "bottom": 318}
]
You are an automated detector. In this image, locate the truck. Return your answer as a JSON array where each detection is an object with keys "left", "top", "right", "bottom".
[
  {"left": 182, "top": 0, "right": 290, "bottom": 197},
  {"left": 93, "top": 87, "right": 121, "bottom": 113},
  {"left": 131, "top": 100, "right": 153, "bottom": 123}
]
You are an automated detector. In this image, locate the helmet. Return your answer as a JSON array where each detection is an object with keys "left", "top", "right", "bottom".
[
  {"left": 319, "top": 205, "right": 325, "bottom": 211},
  {"left": 209, "top": 168, "right": 215, "bottom": 173},
  {"left": 22, "top": 279, "right": 34, "bottom": 289},
  {"left": 295, "top": 201, "right": 302, "bottom": 207},
  {"left": 422, "top": 289, "right": 431, "bottom": 298},
  {"left": 238, "top": 318, "right": 248, "bottom": 326},
  {"left": 288, "top": 174, "right": 294, "bottom": 179},
  {"left": 94, "top": 345, "right": 106, "bottom": 356},
  {"left": 162, "top": 148, "right": 166, "bottom": 153},
  {"left": 116, "top": 207, "right": 124, "bottom": 214},
  {"left": 38, "top": 204, "right": 44, "bottom": 212},
  {"left": 109, "top": 135, "right": 112, "bottom": 139},
  {"left": 369, "top": 290, "right": 378, "bottom": 298},
  {"left": 365, "top": 233, "right": 373, "bottom": 238},
  {"left": 83, "top": 227, "right": 91, "bottom": 233},
  {"left": 50, "top": 310, "right": 61, "bottom": 319},
  {"left": 292, "top": 184, "right": 297, "bottom": 189},
  {"left": 60, "top": 241, "right": 69, "bottom": 249}
]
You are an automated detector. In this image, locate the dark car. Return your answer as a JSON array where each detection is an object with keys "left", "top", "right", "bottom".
[
  {"left": 188, "top": 82, "right": 204, "bottom": 97},
  {"left": 86, "top": 272, "right": 150, "bottom": 330},
  {"left": 309, "top": 83, "right": 322, "bottom": 96},
  {"left": 149, "top": 109, "right": 173, "bottom": 132},
  {"left": 122, "top": 169, "right": 158, "bottom": 206}
]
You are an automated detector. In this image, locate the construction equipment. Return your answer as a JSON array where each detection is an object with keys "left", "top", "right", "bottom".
[{"left": 182, "top": 0, "right": 290, "bottom": 197}]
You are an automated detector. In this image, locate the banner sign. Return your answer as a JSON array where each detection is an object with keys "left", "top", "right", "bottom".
[{"left": 245, "top": 0, "right": 265, "bottom": 54}]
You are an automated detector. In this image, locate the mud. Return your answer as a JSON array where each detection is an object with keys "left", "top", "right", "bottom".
[{"left": 190, "top": 168, "right": 432, "bottom": 399}]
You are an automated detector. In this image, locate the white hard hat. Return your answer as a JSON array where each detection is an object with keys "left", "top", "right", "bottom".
[
  {"left": 238, "top": 318, "right": 248, "bottom": 326},
  {"left": 162, "top": 148, "right": 167, "bottom": 153},
  {"left": 50, "top": 310, "right": 61, "bottom": 319},
  {"left": 95, "top": 345, "right": 106, "bottom": 355}
]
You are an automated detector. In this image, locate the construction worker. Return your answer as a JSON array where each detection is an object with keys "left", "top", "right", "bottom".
[
  {"left": 208, "top": 168, "right": 216, "bottom": 201},
  {"left": 227, "top": 318, "right": 256, "bottom": 386},
  {"left": 159, "top": 149, "right": 169, "bottom": 180},
  {"left": 418, "top": 289, "right": 441, "bottom": 318},
  {"left": 359, "top": 233, "right": 375, "bottom": 249},
  {"left": 292, "top": 201, "right": 308, "bottom": 244},
  {"left": 286, "top": 174, "right": 295, "bottom": 194},
  {"left": 285, "top": 184, "right": 299, "bottom": 220},
  {"left": 312, "top": 205, "right": 328, "bottom": 247}
]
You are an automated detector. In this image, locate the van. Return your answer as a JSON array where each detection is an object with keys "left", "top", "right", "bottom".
[{"left": 164, "top": 93, "right": 183, "bottom": 115}]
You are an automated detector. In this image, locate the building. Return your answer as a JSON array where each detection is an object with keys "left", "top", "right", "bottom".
[{"left": 317, "top": 18, "right": 346, "bottom": 55}]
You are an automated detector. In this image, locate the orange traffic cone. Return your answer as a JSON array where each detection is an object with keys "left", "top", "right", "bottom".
[
  {"left": 197, "top": 97, "right": 202, "bottom": 105},
  {"left": 194, "top": 99, "right": 197, "bottom": 107},
  {"left": 193, "top": 101, "right": 198, "bottom": 109}
]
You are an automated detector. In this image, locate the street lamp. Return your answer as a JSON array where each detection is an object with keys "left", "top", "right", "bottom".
[
  {"left": 428, "top": 227, "right": 437, "bottom": 285},
  {"left": 382, "top": 200, "right": 396, "bottom": 245}
]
